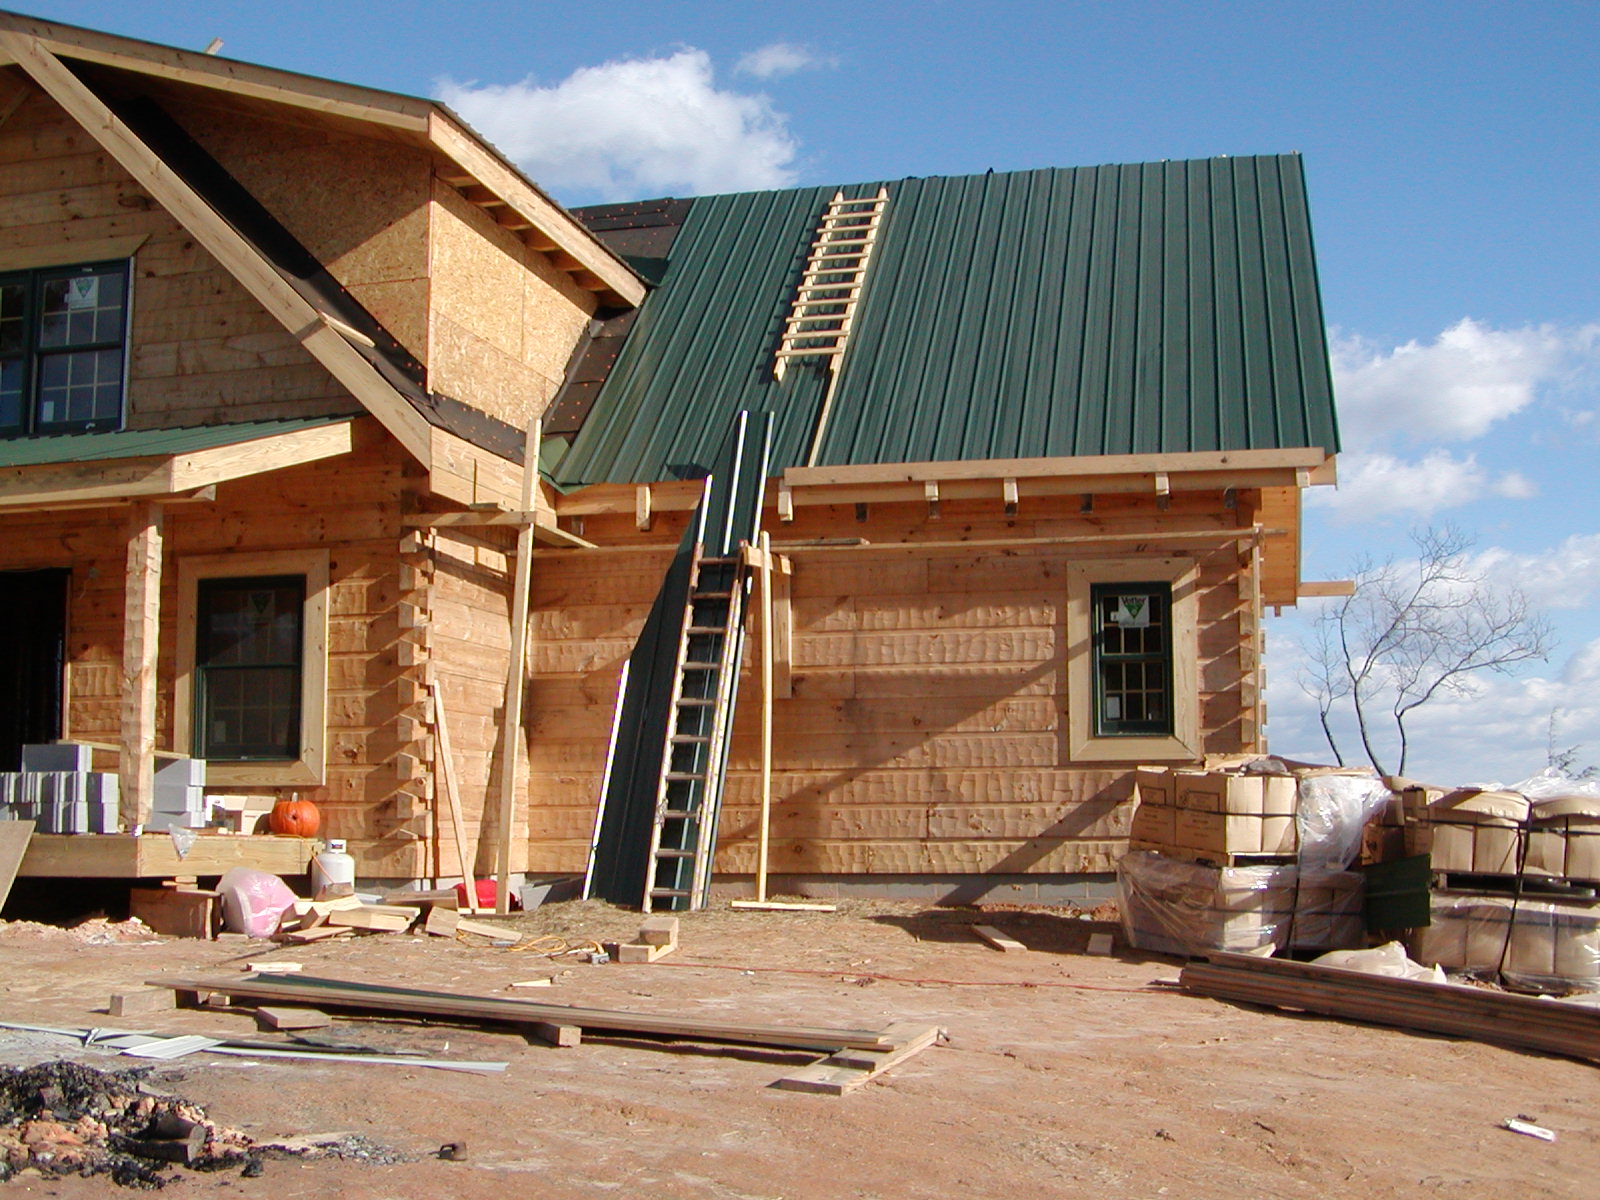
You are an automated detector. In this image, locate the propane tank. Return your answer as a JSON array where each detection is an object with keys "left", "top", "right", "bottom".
[{"left": 311, "top": 838, "right": 356, "bottom": 896}]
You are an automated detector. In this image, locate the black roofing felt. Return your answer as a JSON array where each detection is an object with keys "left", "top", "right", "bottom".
[{"left": 551, "top": 156, "right": 1341, "bottom": 486}]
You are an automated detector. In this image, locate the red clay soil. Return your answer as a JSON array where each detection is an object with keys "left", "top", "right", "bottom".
[{"left": 0, "top": 899, "right": 1593, "bottom": 1199}]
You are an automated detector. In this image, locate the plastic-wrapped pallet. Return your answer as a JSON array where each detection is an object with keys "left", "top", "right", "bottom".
[
  {"left": 1117, "top": 851, "right": 1365, "bottom": 956},
  {"left": 1413, "top": 891, "right": 1600, "bottom": 992}
]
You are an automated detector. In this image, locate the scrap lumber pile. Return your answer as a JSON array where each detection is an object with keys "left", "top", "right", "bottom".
[
  {"left": 1179, "top": 950, "right": 1600, "bottom": 1065},
  {"left": 147, "top": 974, "right": 942, "bottom": 1093}
]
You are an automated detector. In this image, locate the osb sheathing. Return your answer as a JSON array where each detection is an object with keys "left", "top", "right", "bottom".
[
  {"left": 427, "top": 181, "right": 596, "bottom": 428},
  {"left": 174, "top": 102, "right": 434, "bottom": 364}
]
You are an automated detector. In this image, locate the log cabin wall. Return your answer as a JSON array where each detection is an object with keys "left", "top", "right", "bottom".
[
  {"left": 523, "top": 487, "right": 1266, "bottom": 878},
  {"left": 0, "top": 421, "right": 441, "bottom": 875},
  {"left": 0, "top": 82, "right": 360, "bottom": 429}
]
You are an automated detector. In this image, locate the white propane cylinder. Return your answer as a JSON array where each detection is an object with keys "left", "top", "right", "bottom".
[{"left": 311, "top": 839, "right": 356, "bottom": 895}]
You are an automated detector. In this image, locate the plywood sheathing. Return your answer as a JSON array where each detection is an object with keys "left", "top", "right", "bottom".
[
  {"left": 173, "top": 101, "right": 433, "bottom": 365},
  {"left": 428, "top": 181, "right": 597, "bottom": 431},
  {"left": 522, "top": 489, "right": 1263, "bottom": 876}
]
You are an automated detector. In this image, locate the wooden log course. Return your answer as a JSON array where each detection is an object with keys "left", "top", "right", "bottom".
[
  {"left": 150, "top": 974, "right": 906, "bottom": 1053},
  {"left": 1179, "top": 951, "right": 1600, "bottom": 1065}
]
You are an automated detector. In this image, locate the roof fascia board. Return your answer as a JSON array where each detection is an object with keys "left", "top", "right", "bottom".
[
  {"left": 0, "top": 10, "right": 430, "bottom": 129},
  {"left": 0, "top": 418, "right": 355, "bottom": 509},
  {"left": 550, "top": 461, "right": 1329, "bottom": 519},
  {"left": 428, "top": 111, "right": 646, "bottom": 308},
  {"left": 782, "top": 447, "right": 1335, "bottom": 488},
  {"left": 0, "top": 30, "right": 435, "bottom": 467}
]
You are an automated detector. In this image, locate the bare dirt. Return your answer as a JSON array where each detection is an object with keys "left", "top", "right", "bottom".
[{"left": 0, "top": 899, "right": 1593, "bottom": 1199}]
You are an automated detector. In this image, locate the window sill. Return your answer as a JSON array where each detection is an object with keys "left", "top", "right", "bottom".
[{"left": 204, "top": 759, "right": 323, "bottom": 787}]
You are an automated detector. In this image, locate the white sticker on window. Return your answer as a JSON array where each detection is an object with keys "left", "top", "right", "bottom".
[
  {"left": 64, "top": 277, "right": 100, "bottom": 310},
  {"left": 1111, "top": 595, "right": 1152, "bottom": 627},
  {"left": 1104, "top": 696, "right": 1122, "bottom": 720}
]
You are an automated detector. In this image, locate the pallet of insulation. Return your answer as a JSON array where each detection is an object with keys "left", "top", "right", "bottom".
[{"left": 1411, "top": 890, "right": 1600, "bottom": 992}]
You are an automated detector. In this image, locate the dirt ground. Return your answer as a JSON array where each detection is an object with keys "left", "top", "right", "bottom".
[{"left": 0, "top": 898, "right": 1593, "bottom": 1199}]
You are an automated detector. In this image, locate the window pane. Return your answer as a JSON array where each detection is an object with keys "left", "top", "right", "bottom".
[
  {"left": 35, "top": 348, "right": 122, "bottom": 427},
  {"left": 0, "top": 282, "right": 24, "bottom": 355},
  {"left": 0, "top": 359, "right": 21, "bottom": 428},
  {"left": 1091, "top": 582, "right": 1173, "bottom": 736},
  {"left": 195, "top": 576, "right": 306, "bottom": 760},
  {"left": 39, "top": 270, "right": 125, "bottom": 349}
]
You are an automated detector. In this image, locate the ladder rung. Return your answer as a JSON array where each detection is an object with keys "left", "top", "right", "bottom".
[
  {"left": 676, "top": 697, "right": 714, "bottom": 708},
  {"left": 661, "top": 809, "right": 697, "bottom": 819},
  {"left": 669, "top": 734, "right": 711, "bottom": 744},
  {"left": 698, "top": 555, "right": 739, "bottom": 564},
  {"left": 681, "top": 661, "right": 720, "bottom": 671},
  {"left": 650, "top": 889, "right": 691, "bottom": 898},
  {"left": 693, "top": 590, "right": 734, "bottom": 600},
  {"left": 685, "top": 625, "right": 725, "bottom": 635},
  {"left": 654, "top": 849, "right": 694, "bottom": 860},
  {"left": 664, "top": 771, "right": 708, "bottom": 781}
]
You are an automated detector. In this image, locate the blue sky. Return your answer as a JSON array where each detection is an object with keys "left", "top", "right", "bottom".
[{"left": 22, "top": 1, "right": 1600, "bottom": 784}]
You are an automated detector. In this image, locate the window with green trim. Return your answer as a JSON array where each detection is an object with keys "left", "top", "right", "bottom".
[
  {"left": 0, "top": 260, "right": 130, "bottom": 435},
  {"left": 1090, "top": 582, "right": 1173, "bottom": 736},
  {"left": 194, "top": 576, "right": 306, "bottom": 761}
]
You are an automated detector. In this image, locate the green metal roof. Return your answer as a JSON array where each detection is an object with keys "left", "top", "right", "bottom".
[
  {"left": 0, "top": 416, "right": 356, "bottom": 468},
  {"left": 551, "top": 155, "right": 1339, "bottom": 486}
]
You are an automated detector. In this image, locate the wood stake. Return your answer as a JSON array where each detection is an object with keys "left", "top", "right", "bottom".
[
  {"left": 495, "top": 420, "right": 539, "bottom": 914},
  {"left": 120, "top": 501, "right": 164, "bottom": 828},
  {"left": 430, "top": 678, "right": 479, "bottom": 913}
]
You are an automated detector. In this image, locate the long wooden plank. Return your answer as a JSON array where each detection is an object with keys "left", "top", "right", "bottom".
[
  {"left": 774, "top": 1023, "right": 942, "bottom": 1095},
  {"left": 19, "top": 834, "right": 317, "bottom": 878},
  {"left": 1180, "top": 955, "right": 1600, "bottom": 1064},
  {"left": 494, "top": 421, "right": 539, "bottom": 913},
  {"left": 429, "top": 678, "right": 479, "bottom": 909},
  {"left": 150, "top": 974, "right": 897, "bottom": 1052},
  {"left": 0, "top": 820, "right": 34, "bottom": 912}
]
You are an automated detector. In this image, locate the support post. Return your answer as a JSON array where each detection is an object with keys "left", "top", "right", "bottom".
[
  {"left": 120, "top": 501, "right": 164, "bottom": 829},
  {"left": 756, "top": 530, "right": 775, "bottom": 904},
  {"left": 495, "top": 421, "right": 539, "bottom": 913}
]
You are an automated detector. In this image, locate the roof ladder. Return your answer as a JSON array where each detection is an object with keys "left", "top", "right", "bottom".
[{"left": 774, "top": 188, "right": 889, "bottom": 464}]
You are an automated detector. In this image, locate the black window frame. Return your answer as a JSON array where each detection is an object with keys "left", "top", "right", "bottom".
[
  {"left": 193, "top": 575, "right": 307, "bottom": 763},
  {"left": 1090, "top": 581, "right": 1174, "bottom": 737},
  {"left": 0, "top": 258, "right": 131, "bottom": 436}
]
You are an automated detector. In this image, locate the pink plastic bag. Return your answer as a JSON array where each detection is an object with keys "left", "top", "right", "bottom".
[{"left": 217, "top": 867, "right": 298, "bottom": 938}]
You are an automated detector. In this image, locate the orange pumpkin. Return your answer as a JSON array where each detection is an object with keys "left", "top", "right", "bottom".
[{"left": 268, "top": 796, "right": 320, "bottom": 837}]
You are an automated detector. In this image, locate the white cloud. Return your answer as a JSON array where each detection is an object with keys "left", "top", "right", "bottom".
[
  {"left": 1331, "top": 318, "right": 1600, "bottom": 448},
  {"left": 735, "top": 43, "right": 838, "bottom": 80},
  {"left": 436, "top": 49, "right": 799, "bottom": 201},
  {"left": 1472, "top": 533, "right": 1600, "bottom": 612},
  {"left": 1311, "top": 449, "right": 1536, "bottom": 522}
]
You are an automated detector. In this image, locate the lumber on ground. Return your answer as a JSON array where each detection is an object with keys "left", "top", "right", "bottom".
[
  {"left": 0, "top": 820, "right": 34, "bottom": 912},
  {"left": 150, "top": 974, "right": 900, "bottom": 1052},
  {"left": 1179, "top": 951, "right": 1600, "bottom": 1065},
  {"left": 774, "top": 1023, "right": 943, "bottom": 1095},
  {"left": 971, "top": 924, "right": 1028, "bottom": 952}
]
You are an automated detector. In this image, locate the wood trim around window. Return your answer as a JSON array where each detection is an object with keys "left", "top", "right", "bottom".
[
  {"left": 174, "top": 549, "right": 329, "bottom": 786},
  {"left": 1065, "top": 556, "right": 1200, "bottom": 763}
]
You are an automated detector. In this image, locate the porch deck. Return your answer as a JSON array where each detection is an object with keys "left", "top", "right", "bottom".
[{"left": 18, "top": 833, "right": 318, "bottom": 879}]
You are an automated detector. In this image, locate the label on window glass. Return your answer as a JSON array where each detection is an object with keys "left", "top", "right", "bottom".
[
  {"left": 64, "top": 277, "right": 100, "bottom": 310},
  {"left": 1110, "top": 594, "right": 1151, "bottom": 627},
  {"left": 1104, "top": 696, "right": 1122, "bottom": 720}
]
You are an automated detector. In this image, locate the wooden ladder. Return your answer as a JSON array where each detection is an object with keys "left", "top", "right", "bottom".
[
  {"left": 775, "top": 187, "right": 888, "bottom": 382},
  {"left": 641, "top": 548, "right": 748, "bottom": 911}
]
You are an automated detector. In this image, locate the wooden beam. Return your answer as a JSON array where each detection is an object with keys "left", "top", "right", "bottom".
[
  {"left": 427, "top": 112, "right": 644, "bottom": 307},
  {"left": 430, "top": 679, "right": 479, "bottom": 912},
  {"left": 0, "top": 33, "right": 435, "bottom": 468},
  {"left": 1299, "top": 580, "right": 1357, "bottom": 598},
  {"left": 120, "top": 502, "right": 163, "bottom": 829},
  {"left": 783, "top": 447, "right": 1334, "bottom": 488},
  {"left": 771, "top": 554, "right": 793, "bottom": 700},
  {"left": 634, "top": 484, "right": 652, "bottom": 532},
  {"left": 0, "top": 12, "right": 432, "bottom": 129},
  {"left": 494, "top": 421, "right": 539, "bottom": 914}
]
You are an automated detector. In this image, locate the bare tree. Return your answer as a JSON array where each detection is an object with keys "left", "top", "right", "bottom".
[
  {"left": 1547, "top": 708, "right": 1599, "bottom": 779},
  {"left": 1298, "top": 526, "right": 1552, "bottom": 777}
]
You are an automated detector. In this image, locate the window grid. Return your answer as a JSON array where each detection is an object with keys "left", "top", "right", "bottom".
[
  {"left": 0, "top": 261, "right": 129, "bottom": 434},
  {"left": 1091, "top": 582, "right": 1173, "bottom": 736},
  {"left": 195, "top": 576, "right": 305, "bottom": 761}
]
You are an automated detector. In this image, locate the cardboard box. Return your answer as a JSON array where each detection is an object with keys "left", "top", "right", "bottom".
[
  {"left": 1134, "top": 766, "right": 1176, "bottom": 809},
  {"left": 1425, "top": 789, "right": 1530, "bottom": 875},
  {"left": 1129, "top": 802, "right": 1176, "bottom": 846},
  {"left": 1174, "top": 808, "right": 1267, "bottom": 856},
  {"left": 1175, "top": 770, "right": 1295, "bottom": 816}
]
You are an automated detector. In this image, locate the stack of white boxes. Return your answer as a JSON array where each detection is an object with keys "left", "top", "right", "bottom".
[
  {"left": 1129, "top": 767, "right": 1298, "bottom": 861},
  {"left": 0, "top": 744, "right": 120, "bottom": 833},
  {"left": 145, "top": 757, "right": 211, "bottom": 831},
  {"left": 1415, "top": 892, "right": 1600, "bottom": 991}
]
